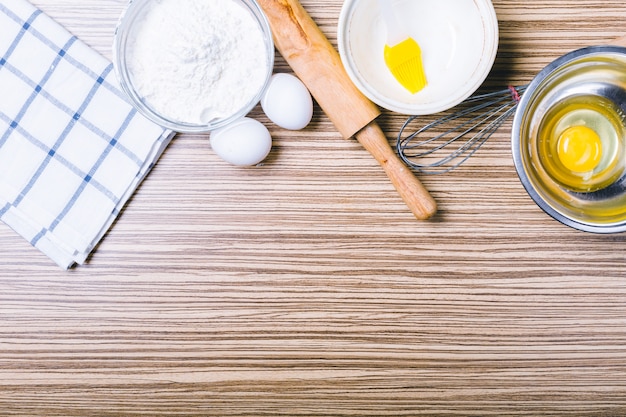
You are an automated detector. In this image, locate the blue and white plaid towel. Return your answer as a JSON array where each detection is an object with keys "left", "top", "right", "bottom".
[{"left": 0, "top": 0, "right": 175, "bottom": 268}]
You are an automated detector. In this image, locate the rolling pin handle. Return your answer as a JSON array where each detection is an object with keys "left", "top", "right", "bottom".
[{"left": 355, "top": 122, "right": 437, "bottom": 220}]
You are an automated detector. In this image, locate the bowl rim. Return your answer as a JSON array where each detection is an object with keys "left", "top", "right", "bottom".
[
  {"left": 337, "top": 0, "right": 500, "bottom": 115},
  {"left": 511, "top": 45, "right": 626, "bottom": 234},
  {"left": 112, "top": 0, "right": 275, "bottom": 133}
]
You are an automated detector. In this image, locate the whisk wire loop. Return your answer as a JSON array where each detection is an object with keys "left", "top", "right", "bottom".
[{"left": 397, "top": 85, "right": 527, "bottom": 174}]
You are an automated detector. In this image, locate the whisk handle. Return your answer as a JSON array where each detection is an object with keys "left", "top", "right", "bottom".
[{"left": 356, "top": 122, "right": 437, "bottom": 220}]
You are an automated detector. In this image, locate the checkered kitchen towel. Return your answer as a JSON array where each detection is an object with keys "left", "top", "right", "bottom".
[{"left": 0, "top": 0, "right": 175, "bottom": 268}]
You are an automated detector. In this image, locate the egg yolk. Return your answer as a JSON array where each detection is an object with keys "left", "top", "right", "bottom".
[{"left": 556, "top": 125, "right": 603, "bottom": 173}]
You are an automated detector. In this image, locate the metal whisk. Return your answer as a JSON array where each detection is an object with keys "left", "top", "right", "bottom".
[{"left": 397, "top": 85, "right": 527, "bottom": 174}]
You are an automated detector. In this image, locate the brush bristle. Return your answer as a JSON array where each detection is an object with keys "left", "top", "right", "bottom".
[
  {"left": 384, "top": 38, "right": 427, "bottom": 94},
  {"left": 390, "top": 59, "right": 427, "bottom": 94}
]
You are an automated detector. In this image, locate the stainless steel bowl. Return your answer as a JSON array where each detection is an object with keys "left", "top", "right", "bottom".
[{"left": 512, "top": 46, "right": 626, "bottom": 233}]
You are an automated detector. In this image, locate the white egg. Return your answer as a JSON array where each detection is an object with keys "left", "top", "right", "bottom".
[
  {"left": 210, "top": 117, "right": 272, "bottom": 166},
  {"left": 261, "top": 73, "right": 313, "bottom": 130}
]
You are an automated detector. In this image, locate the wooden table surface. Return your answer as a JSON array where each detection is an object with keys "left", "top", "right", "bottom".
[{"left": 2, "top": 0, "right": 626, "bottom": 415}]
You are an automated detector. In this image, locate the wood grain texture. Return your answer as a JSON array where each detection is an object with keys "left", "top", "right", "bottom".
[{"left": 1, "top": 0, "right": 626, "bottom": 415}]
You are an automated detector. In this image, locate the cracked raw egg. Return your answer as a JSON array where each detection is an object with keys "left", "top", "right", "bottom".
[
  {"left": 537, "top": 95, "right": 625, "bottom": 192},
  {"left": 556, "top": 125, "right": 602, "bottom": 173}
]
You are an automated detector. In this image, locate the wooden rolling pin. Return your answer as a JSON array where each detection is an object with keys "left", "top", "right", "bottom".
[{"left": 257, "top": 0, "right": 437, "bottom": 220}]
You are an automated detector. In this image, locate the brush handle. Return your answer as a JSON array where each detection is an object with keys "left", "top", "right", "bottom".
[
  {"left": 256, "top": 0, "right": 437, "bottom": 220},
  {"left": 378, "top": 0, "right": 407, "bottom": 46}
]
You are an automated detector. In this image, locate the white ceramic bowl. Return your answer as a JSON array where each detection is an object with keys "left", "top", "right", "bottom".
[{"left": 338, "top": 0, "right": 499, "bottom": 115}]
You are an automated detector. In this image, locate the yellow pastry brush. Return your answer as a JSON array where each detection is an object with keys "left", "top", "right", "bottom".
[{"left": 379, "top": 0, "right": 427, "bottom": 94}]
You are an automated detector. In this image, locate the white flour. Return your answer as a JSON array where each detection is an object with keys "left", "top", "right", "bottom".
[{"left": 127, "top": 0, "right": 269, "bottom": 125}]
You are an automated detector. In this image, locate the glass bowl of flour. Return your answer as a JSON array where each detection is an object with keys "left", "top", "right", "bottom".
[{"left": 113, "top": 0, "right": 275, "bottom": 132}]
